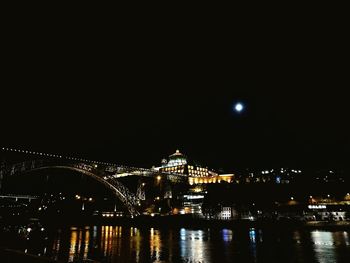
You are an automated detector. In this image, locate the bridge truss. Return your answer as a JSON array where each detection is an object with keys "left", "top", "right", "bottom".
[{"left": 0, "top": 158, "right": 187, "bottom": 216}]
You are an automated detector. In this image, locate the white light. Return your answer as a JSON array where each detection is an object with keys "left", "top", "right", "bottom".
[
  {"left": 308, "top": 205, "right": 326, "bottom": 209},
  {"left": 234, "top": 102, "right": 244, "bottom": 112}
]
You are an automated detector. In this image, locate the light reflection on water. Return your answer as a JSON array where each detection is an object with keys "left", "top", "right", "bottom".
[
  {"left": 222, "top": 228, "right": 233, "bottom": 242},
  {"left": 15, "top": 225, "right": 350, "bottom": 263},
  {"left": 249, "top": 228, "right": 257, "bottom": 263},
  {"left": 310, "top": 230, "right": 350, "bottom": 263},
  {"left": 179, "top": 228, "right": 209, "bottom": 262},
  {"left": 150, "top": 227, "right": 161, "bottom": 262}
]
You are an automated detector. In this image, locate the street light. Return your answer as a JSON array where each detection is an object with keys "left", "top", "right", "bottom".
[{"left": 157, "top": 176, "right": 161, "bottom": 181}]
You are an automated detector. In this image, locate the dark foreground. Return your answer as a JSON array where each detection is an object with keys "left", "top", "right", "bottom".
[{"left": 1, "top": 217, "right": 350, "bottom": 263}]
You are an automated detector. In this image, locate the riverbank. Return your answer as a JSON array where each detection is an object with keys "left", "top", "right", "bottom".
[
  {"left": 2, "top": 214, "right": 350, "bottom": 230},
  {"left": 42, "top": 215, "right": 350, "bottom": 230}
]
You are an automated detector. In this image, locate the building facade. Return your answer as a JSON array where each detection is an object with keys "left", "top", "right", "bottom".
[{"left": 157, "top": 150, "right": 234, "bottom": 185}]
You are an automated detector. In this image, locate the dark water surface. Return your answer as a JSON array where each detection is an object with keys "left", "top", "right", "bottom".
[{"left": 3, "top": 225, "right": 350, "bottom": 263}]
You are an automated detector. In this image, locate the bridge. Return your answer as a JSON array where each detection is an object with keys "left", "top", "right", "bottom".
[
  {"left": 0, "top": 194, "right": 38, "bottom": 202},
  {"left": 0, "top": 148, "right": 188, "bottom": 216}
]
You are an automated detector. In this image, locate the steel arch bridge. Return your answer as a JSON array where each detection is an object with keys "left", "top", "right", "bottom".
[{"left": 0, "top": 159, "right": 187, "bottom": 216}]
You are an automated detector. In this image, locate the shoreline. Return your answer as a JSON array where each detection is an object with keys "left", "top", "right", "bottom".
[
  {"left": 2, "top": 215, "right": 350, "bottom": 230},
  {"left": 26, "top": 216, "right": 350, "bottom": 230}
]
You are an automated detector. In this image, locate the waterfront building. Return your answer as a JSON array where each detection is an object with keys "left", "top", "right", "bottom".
[{"left": 218, "top": 207, "right": 238, "bottom": 220}]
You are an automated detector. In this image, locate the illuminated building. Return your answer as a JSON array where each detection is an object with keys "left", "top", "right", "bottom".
[
  {"left": 157, "top": 150, "right": 234, "bottom": 185},
  {"left": 188, "top": 174, "right": 234, "bottom": 185},
  {"left": 152, "top": 150, "right": 236, "bottom": 216}
]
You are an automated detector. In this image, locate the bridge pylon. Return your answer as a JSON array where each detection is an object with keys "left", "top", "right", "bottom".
[{"left": 136, "top": 180, "right": 146, "bottom": 201}]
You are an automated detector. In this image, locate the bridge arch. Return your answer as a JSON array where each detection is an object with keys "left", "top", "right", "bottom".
[{"left": 0, "top": 161, "right": 140, "bottom": 216}]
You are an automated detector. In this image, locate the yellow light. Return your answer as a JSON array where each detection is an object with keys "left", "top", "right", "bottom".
[{"left": 157, "top": 176, "right": 161, "bottom": 181}]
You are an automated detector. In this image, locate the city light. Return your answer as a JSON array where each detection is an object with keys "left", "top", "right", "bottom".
[
  {"left": 183, "top": 195, "right": 205, "bottom": 200},
  {"left": 308, "top": 205, "right": 326, "bottom": 209}
]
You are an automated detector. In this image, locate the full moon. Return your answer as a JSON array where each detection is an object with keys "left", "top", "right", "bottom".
[{"left": 234, "top": 102, "right": 244, "bottom": 113}]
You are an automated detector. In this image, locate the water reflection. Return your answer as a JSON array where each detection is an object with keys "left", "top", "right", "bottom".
[
  {"left": 222, "top": 228, "right": 233, "bottom": 242},
  {"left": 2, "top": 224, "right": 348, "bottom": 263},
  {"left": 130, "top": 227, "right": 141, "bottom": 262},
  {"left": 51, "top": 230, "right": 61, "bottom": 261},
  {"left": 249, "top": 228, "right": 257, "bottom": 262},
  {"left": 311, "top": 230, "right": 350, "bottom": 263},
  {"left": 68, "top": 226, "right": 90, "bottom": 262},
  {"left": 150, "top": 227, "right": 161, "bottom": 262},
  {"left": 179, "top": 228, "right": 209, "bottom": 262}
]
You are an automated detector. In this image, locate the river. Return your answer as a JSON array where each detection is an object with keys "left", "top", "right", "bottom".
[{"left": 1, "top": 224, "right": 350, "bottom": 262}]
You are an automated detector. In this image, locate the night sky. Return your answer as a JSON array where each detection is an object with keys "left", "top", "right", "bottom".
[{"left": 1, "top": 27, "right": 349, "bottom": 172}]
